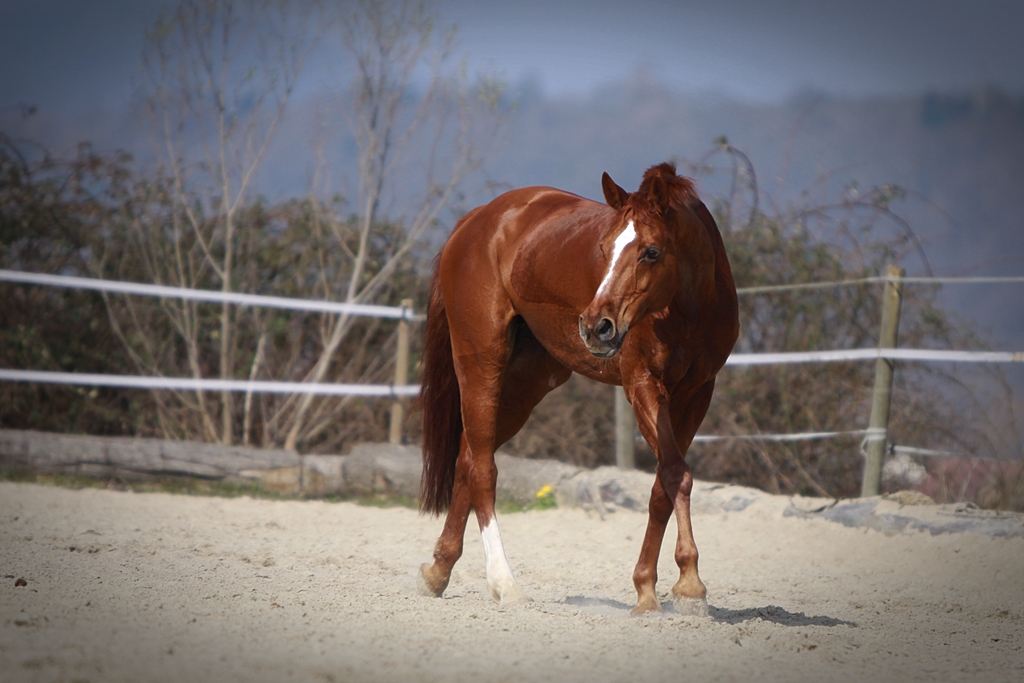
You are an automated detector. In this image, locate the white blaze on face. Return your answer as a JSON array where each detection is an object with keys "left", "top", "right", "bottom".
[
  {"left": 596, "top": 220, "right": 637, "bottom": 297},
  {"left": 480, "top": 517, "right": 519, "bottom": 603}
]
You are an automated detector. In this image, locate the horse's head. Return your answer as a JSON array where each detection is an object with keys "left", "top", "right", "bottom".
[{"left": 578, "top": 163, "right": 699, "bottom": 358}]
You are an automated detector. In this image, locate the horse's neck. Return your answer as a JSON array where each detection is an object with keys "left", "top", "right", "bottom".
[
  {"left": 676, "top": 223, "right": 737, "bottom": 325},
  {"left": 677, "top": 226, "right": 718, "bottom": 300}
]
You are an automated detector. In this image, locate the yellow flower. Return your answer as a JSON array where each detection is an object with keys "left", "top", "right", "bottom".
[{"left": 536, "top": 484, "right": 552, "bottom": 498}]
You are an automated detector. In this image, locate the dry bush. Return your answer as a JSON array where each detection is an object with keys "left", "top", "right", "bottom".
[
  {"left": 0, "top": 138, "right": 156, "bottom": 436},
  {"left": 0, "top": 135, "right": 431, "bottom": 452}
]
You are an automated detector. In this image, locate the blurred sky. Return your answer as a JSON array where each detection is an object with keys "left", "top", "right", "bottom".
[
  {"left": 1, "top": 0, "right": 1023, "bottom": 124},
  {"left": 439, "top": 0, "right": 1024, "bottom": 100}
]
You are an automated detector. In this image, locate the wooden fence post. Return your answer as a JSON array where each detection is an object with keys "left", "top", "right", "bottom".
[
  {"left": 614, "top": 386, "right": 636, "bottom": 469},
  {"left": 860, "top": 265, "right": 905, "bottom": 497},
  {"left": 388, "top": 299, "right": 413, "bottom": 445}
]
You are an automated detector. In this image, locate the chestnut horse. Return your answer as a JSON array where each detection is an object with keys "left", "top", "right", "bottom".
[{"left": 417, "top": 163, "right": 738, "bottom": 614}]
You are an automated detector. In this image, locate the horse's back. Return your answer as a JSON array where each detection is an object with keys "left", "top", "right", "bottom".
[
  {"left": 441, "top": 185, "right": 608, "bottom": 304},
  {"left": 446, "top": 186, "right": 595, "bottom": 253}
]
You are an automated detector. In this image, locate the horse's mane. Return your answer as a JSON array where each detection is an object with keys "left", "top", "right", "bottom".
[{"left": 630, "top": 162, "right": 699, "bottom": 220}]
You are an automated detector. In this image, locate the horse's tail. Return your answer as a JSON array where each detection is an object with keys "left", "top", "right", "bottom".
[{"left": 418, "top": 254, "right": 462, "bottom": 516}]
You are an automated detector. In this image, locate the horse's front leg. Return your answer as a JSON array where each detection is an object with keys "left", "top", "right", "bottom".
[
  {"left": 627, "top": 380, "right": 714, "bottom": 616},
  {"left": 665, "top": 380, "right": 717, "bottom": 615},
  {"left": 627, "top": 381, "right": 677, "bottom": 614},
  {"left": 666, "top": 459, "right": 707, "bottom": 616},
  {"left": 631, "top": 459, "right": 675, "bottom": 614}
]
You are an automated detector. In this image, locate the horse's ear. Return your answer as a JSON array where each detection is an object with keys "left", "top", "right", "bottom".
[
  {"left": 650, "top": 174, "right": 669, "bottom": 212},
  {"left": 602, "top": 172, "right": 628, "bottom": 210}
]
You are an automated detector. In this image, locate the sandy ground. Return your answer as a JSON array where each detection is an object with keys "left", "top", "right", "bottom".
[{"left": 2, "top": 481, "right": 1023, "bottom": 683}]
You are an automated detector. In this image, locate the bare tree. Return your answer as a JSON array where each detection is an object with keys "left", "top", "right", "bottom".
[
  {"left": 279, "top": 0, "right": 504, "bottom": 450},
  {"left": 84, "top": 0, "right": 501, "bottom": 451},
  {"left": 107, "top": 0, "right": 320, "bottom": 444}
]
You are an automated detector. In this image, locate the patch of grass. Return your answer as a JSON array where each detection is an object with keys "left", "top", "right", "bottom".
[
  {"left": 495, "top": 497, "right": 530, "bottom": 514},
  {"left": 0, "top": 469, "right": 281, "bottom": 499},
  {"left": 2, "top": 468, "right": 107, "bottom": 490},
  {"left": 1, "top": 469, "right": 420, "bottom": 508},
  {"left": 325, "top": 491, "right": 419, "bottom": 509},
  {"left": 496, "top": 484, "right": 558, "bottom": 513},
  {"left": 531, "top": 484, "right": 558, "bottom": 510},
  {"left": 0, "top": 470, "right": 561, "bottom": 513},
  {"left": 132, "top": 476, "right": 281, "bottom": 499}
]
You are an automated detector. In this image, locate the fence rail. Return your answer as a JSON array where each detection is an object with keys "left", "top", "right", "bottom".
[
  {"left": 736, "top": 274, "right": 1024, "bottom": 295},
  {"left": 726, "top": 348, "right": 1024, "bottom": 365},
  {"left": 0, "top": 268, "right": 424, "bottom": 442},
  {"left": 0, "top": 369, "right": 419, "bottom": 397},
  {"left": 690, "top": 428, "right": 882, "bottom": 444},
  {"left": 3, "top": 347, "right": 1021, "bottom": 399},
  {"left": 0, "top": 269, "right": 425, "bottom": 321},
  {"left": 3, "top": 268, "right": 1023, "bottom": 485}
]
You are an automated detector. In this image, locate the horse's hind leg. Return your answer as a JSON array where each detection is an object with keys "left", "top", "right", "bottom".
[
  {"left": 481, "top": 327, "right": 570, "bottom": 602},
  {"left": 458, "top": 357, "right": 528, "bottom": 607},
  {"left": 418, "top": 434, "right": 473, "bottom": 597},
  {"left": 469, "top": 325, "right": 570, "bottom": 606},
  {"left": 423, "top": 317, "right": 568, "bottom": 606},
  {"left": 420, "top": 446, "right": 523, "bottom": 605}
]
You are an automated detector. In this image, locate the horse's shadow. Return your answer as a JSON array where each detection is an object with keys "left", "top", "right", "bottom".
[
  {"left": 709, "top": 604, "right": 857, "bottom": 628},
  {"left": 561, "top": 596, "right": 857, "bottom": 627},
  {"left": 561, "top": 595, "right": 635, "bottom": 615}
]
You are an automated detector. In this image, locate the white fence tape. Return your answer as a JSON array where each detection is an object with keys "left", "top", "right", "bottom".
[
  {"left": 726, "top": 348, "right": 1024, "bottom": 365},
  {"left": 690, "top": 430, "right": 1002, "bottom": 461},
  {"left": 691, "top": 428, "right": 883, "bottom": 444},
  {"left": 0, "top": 269, "right": 425, "bottom": 321},
  {"left": 8, "top": 268, "right": 1020, "bottom": 321},
  {"left": 738, "top": 274, "right": 1024, "bottom": 295},
  {"left": 890, "top": 444, "right": 974, "bottom": 460},
  {"left": 1, "top": 347, "right": 1021, "bottom": 399},
  {"left": 0, "top": 369, "right": 419, "bottom": 398}
]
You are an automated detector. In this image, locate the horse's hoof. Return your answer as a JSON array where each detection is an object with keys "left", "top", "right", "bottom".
[
  {"left": 672, "top": 595, "right": 709, "bottom": 617},
  {"left": 417, "top": 563, "right": 448, "bottom": 597},
  {"left": 630, "top": 597, "right": 664, "bottom": 616},
  {"left": 487, "top": 577, "right": 530, "bottom": 607},
  {"left": 497, "top": 586, "right": 530, "bottom": 608}
]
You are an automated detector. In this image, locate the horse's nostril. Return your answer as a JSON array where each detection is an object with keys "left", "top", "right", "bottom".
[{"left": 596, "top": 318, "right": 615, "bottom": 341}]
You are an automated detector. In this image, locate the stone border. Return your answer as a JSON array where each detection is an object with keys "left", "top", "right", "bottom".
[{"left": 3, "top": 429, "right": 1022, "bottom": 537}]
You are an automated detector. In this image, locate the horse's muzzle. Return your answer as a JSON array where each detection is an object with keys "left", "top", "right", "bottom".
[{"left": 578, "top": 315, "right": 625, "bottom": 358}]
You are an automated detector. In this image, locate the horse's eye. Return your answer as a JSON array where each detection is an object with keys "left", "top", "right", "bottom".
[{"left": 641, "top": 246, "right": 661, "bottom": 262}]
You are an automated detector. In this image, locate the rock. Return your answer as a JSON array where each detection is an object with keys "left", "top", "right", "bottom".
[
  {"left": 884, "top": 490, "right": 936, "bottom": 506},
  {"left": 301, "top": 455, "right": 346, "bottom": 497},
  {"left": 339, "top": 443, "right": 423, "bottom": 498}
]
